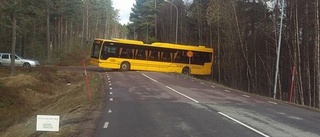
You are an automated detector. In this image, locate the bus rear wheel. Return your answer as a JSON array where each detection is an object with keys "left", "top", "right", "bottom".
[
  {"left": 120, "top": 62, "right": 130, "bottom": 71},
  {"left": 182, "top": 67, "right": 190, "bottom": 75}
]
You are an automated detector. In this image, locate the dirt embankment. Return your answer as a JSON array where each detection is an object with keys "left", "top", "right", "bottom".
[{"left": 0, "top": 67, "right": 104, "bottom": 137}]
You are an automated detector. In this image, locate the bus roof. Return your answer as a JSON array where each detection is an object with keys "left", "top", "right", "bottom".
[
  {"left": 94, "top": 38, "right": 213, "bottom": 53},
  {"left": 151, "top": 42, "right": 213, "bottom": 53}
]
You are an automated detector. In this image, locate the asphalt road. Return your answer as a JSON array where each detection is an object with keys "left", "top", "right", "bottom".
[{"left": 94, "top": 71, "right": 320, "bottom": 137}]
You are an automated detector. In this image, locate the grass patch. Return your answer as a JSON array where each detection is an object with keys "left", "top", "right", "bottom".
[{"left": 0, "top": 67, "right": 104, "bottom": 137}]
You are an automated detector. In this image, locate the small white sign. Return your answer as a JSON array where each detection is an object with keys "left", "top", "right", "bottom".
[{"left": 36, "top": 115, "right": 60, "bottom": 132}]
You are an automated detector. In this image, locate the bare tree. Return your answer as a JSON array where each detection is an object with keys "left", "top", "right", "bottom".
[
  {"left": 315, "top": 0, "right": 320, "bottom": 108},
  {"left": 46, "top": 0, "right": 51, "bottom": 63}
]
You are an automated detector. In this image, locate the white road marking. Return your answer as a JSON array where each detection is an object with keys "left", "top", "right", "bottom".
[
  {"left": 108, "top": 80, "right": 111, "bottom": 83},
  {"left": 218, "top": 112, "right": 270, "bottom": 137},
  {"left": 110, "top": 98, "right": 113, "bottom": 101},
  {"left": 267, "top": 101, "right": 278, "bottom": 105},
  {"left": 107, "top": 75, "right": 109, "bottom": 77},
  {"left": 224, "top": 90, "right": 231, "bottom": 93},
  {"left": 243, "top": 95, "right": 250, "bottom": 98},
  {"left": 108, "top": 109, "right": 112, "bottom": 113},
  {"left": 142, "top": 73, "right": 158, "bottom": 82},
  {"left": 109, "top": 83, "right": 112, "bottom": 86},
  {"left": 110, "top": 92, "right": 113, "bottom": 95},
  {"left": 165, "top": 86, "right": 199, "bottom": 103},
  {"left": 110, "top": 87, "right": 113, "bottom": 90},
  {"left": 276, "top": 112, "right": 286, "bottom": 115},
  {"left": 288, "top": 116, "right": 303, "bottom": 120},
  {"left": 200, "top": 82, "right": 204, "bottom": 85},
  {"left": 103, "top": 122, "right": 109, "bottom": 128},
  {"left": 211, "top": 86, "right": 215, "bottom": 88},
  {"left": 108, "top": 78, "right": 110, "bottom": 80}
]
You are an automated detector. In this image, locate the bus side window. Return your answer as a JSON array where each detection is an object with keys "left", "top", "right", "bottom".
[
  {"left": 120, "top": 48, "right": 132, "bottom": 58},
  {"left": 173, "top": 51, "right": 179, "bottom": 61},
  {"left": 203, "top": 53, "right": 212, "bottom": 63},
  {"left": 149, "top": 50, "right": 158, "bottom": 61},
  {"left": 127, "top": 49, "right": 133, "bottom": 58},
  {"left": 119, "top": 48, "right": 125, "bottom": 57},
  {"left": 161, "top": 52, "right": 171, "bottom": 62},
  {"left": 175, "top": 51, "right": 188, "bottom": 64},
  {"left": 193, "top": 52, "right": 202, "bottom": 65},
  {"left": 136, "top": 49, "right": 146, "bottom": 60}
]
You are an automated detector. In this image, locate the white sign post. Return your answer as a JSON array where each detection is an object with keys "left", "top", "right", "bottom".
[{"left": 36, "top": 115, "right": 60, "bottom": 132}]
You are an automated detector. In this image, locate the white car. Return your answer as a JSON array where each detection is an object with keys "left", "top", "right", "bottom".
[{"left": 0, "top": 53, "right": 40, "bottom": 68}]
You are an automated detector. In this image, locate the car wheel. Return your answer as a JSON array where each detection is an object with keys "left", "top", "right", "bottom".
[
  {"left": 182, "top": 67, "right": 190, "bottom": 75},
  {"left": 23, "top": 63, "right": 31, "bottom": 68},
  {"left": 120, "top": 62, "right": 130, "bottom": 71},
  {"left": 0, "top": 62, "right": 2, "bottom": 67}
]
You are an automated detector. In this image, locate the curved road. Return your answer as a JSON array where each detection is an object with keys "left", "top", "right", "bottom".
[{"left": 94, "top": 71, "right": 320, "bottom": 137}]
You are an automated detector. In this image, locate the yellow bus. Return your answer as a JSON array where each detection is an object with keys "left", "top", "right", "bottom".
[{"left": 90, "top": 38, "right": 213, "bottom": 75}]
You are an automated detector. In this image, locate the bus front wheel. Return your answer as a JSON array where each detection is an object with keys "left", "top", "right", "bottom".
[
  {"left": 120, "top": 62, "right": 130, "bottom": 71},
  {"left": 182, "top": 67, "right": 190, "bottom": 75}
]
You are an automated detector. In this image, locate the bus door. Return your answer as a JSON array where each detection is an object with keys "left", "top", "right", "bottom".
[
  {"left": 100, "top": 42, "right": 119, "bottom": 68},
  {"left": 101, "top": 44, "right": 118, "bottom": 59}
]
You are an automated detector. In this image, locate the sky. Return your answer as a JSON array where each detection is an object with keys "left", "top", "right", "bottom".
[
  {"left": 113, "top": 0, "right": 136, "bottom": 25},
  {"left": 113, "top": 0, "right": 193, "bottom": 25}
]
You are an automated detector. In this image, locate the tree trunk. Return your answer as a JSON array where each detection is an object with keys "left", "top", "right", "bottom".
[
  {"left": 60, "top": 17, "right": 64, "bottom": 52},
  {"left": 65, "top": 21, "right": 68, "bottom": 52},
  {"left": 305, "top": 1, "right": 312, "bottom": 107},
  {"left": 104, "top": 16, "right": 109, "bottom": 38},
  {"left": 316, "top": 0, "right": 320, "bottom": 108},
  {"left": 296, "top": 0, "right": 304, "bottom": 105},
  {"left": 95, "top": 17, "right": 99, "bottom": 39},
  {"left": 197, "top": 1, "right": 202, "bottom": 45},
  {"left": 154, "top": 0, "right": 157, "bottom": 40},
  {"left": 57, "top": 16, "right": 61, "bottom": 52},
  {"left": 218, "top": 8, "right": 221, "bottom": 83},
  {"left": 82, "top": 10, "right": 85, "bottom": 46},
  {"left": 232, "top": 0, "right": 253, "bottom": 92},
  {"left": 70, "top": 23, "right": 73, "bottom": 49},
  {"left": 32, "top": 24, "right": 35, "bottom": 58},
  {"left": 85, "top": 0, "right": 89, "bottom": 45},
  {"left": 10, "top": 12, "right": 17, "bottom": 76},
  {"left": 46, "top": 0, "right": 51, "bottom": 63}
]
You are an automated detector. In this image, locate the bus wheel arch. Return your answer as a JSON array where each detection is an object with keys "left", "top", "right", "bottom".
[
  {"left": 182, "top": 66, "right": 190, "bottom": 75},
  {"left": 120, "top": 61, "right": 130, "bottom": 71}
]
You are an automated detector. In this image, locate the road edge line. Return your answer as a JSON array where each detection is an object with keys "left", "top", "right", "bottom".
[{"left": 218, "top": 112, "right": 270, "bottom": 137}]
